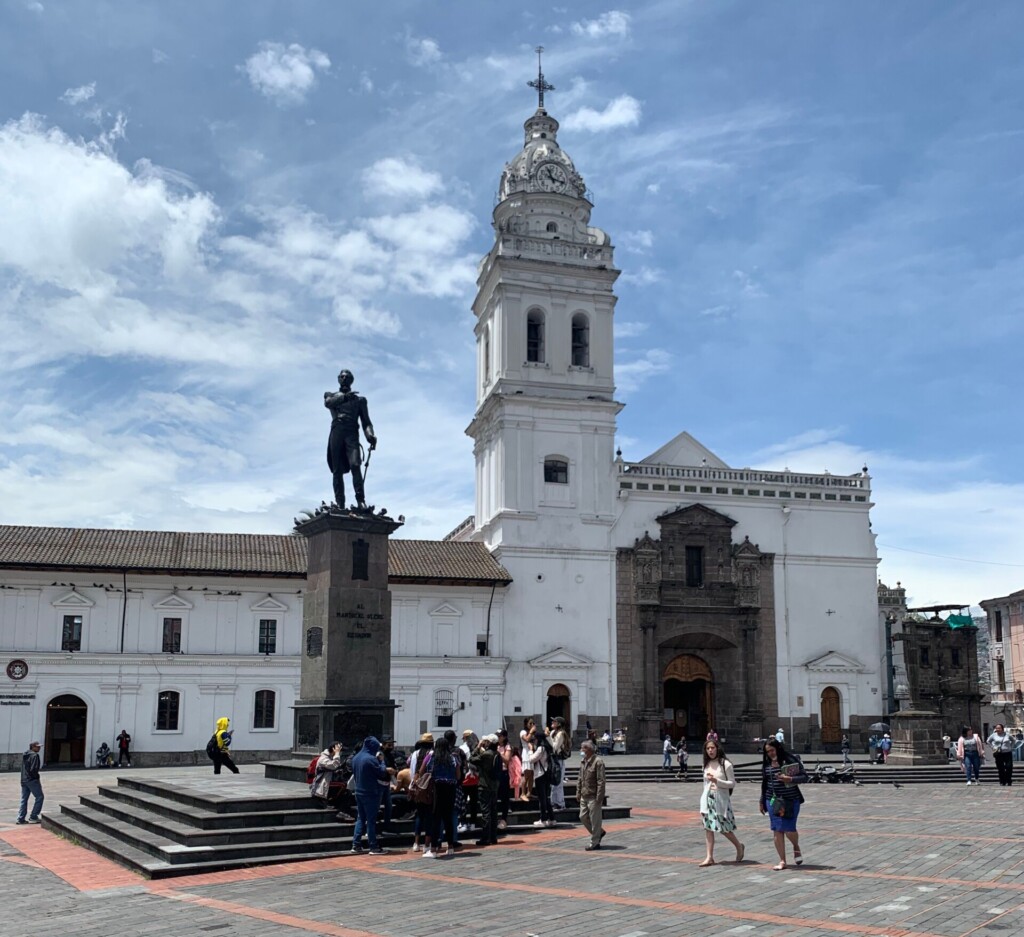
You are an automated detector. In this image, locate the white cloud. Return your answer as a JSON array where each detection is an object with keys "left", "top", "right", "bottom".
[
  {"left": 152, "top": 48, "right": 169, "bottom": 64},
  {"left": 620, "top": 266, "right": 662, "bottom": 286},
  {"left": 406, "top": 36, "right": 442, "bottom": 67},
  {"left": 621, "top": 229, "right": 653, "bottom": 253},
  {"left": 563, "top": 95, "right": 641, "bottom": 133},
  {"left": 361, "top": 157, "right": 443, "bottom": 201},
  {"left": 614, "top": 321, "right": 648, "bottom": 338},
  {"left": 241, "top": 42, "right": 330, "bottom": 106},
  {"left": 358, "top": 72, "right": 374, "bottom": 93},
  {"left": 646, "top": 183, "right": 660, "bottom": 194},
  {"left": 60, "top": 82, "right": 96, "bottom": 106},
  {"left": 571, "top": 11, "right": 631, "bottom": 39},
  {"left": 617, "top": 348, "right": 671, "bottom": 393}
]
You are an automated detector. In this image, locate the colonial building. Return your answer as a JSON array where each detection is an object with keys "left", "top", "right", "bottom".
[
  {"left": 980, "top": 587, "right": 1024, "bottom": 727},
  {"left": 1, "top": 66, "right": 887, "bottom": 766}
]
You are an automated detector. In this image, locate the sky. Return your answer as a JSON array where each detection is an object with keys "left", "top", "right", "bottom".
[{"left": 1, "top": 1, "right": 1023, "bottom": 609}]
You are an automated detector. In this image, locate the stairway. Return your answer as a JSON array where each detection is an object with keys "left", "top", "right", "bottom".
[
  {"left": 42, "top": 771, "right": 631, "bottom": 879},
  {"left": 563, "top": 759, "right": 991, "bottom": 785}
]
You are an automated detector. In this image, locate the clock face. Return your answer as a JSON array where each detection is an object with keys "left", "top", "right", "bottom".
[{"left": 536, "top": 162, "right": 570, "bottom": 194}]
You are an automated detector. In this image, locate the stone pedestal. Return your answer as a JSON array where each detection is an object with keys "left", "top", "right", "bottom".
[
  {"left": 887, "top": 708, "right": 946, "bottom": 765},
  {"left": 292, "top": 510, "right": 402, "bottom": 753}
]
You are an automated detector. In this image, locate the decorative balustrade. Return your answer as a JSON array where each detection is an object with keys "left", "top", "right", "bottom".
[
  {"left": 494, "top": 234, "right": 612, "bottom": 265},
  {"left": 618, "top": 462, "right": 868, "bottom": 491}
]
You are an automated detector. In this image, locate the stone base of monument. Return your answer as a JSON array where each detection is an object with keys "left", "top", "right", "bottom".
[
  {"left": 886, "top": 708, "right": 948, "bottom": 765},
  {"left": 293, "top": 699, "right": 397, "bottom": 754},
  {"left": 42, "top": 770, "right": 631, "bottom": 879}
]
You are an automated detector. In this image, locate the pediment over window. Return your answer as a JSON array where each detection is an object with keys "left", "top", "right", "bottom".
[
  {"left": 733, "top": 536, "right": 763, "bottom": 558},
  {"left": 250, "top": 595, "right": 289, "bottom": 612},
  {"left": 529, "top": 647, "right": 593, "bottom": 669},
  {"left": 52, "top": 590, "right": 94, "bottom": 608},
  {"left": 656, "top": 503, "right": 737, "bottom": 528},
  {"left": 428, "top": 602, "right": 463, "bottom": 618},
  {"left": 153, "top": 593, "right": 193, "bottom": 611},
  {"left": 803, "top": 651, "right": 866, "bottom": 673}
]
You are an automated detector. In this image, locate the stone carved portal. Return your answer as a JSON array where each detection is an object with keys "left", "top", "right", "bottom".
[
  {"left": 616, "top": 503, "right": 779, "bottom": 752},
  {"left": 663, "top": 655, "right": 713, "bottom": 742}
]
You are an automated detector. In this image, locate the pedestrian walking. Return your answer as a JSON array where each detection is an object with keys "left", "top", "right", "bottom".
[
  {"left": 879, "top": 733, "right": 892, "bottom": 764},
  {"left": 16, "top": 740, "right": 43, "bottom": 824},
  {"left": 958, "top": 726, "right": 985, "bottom": 785},
  {"left": 116, "top": 729, "right": 132, "bottom": 767},
  {"left": 577, "top": 739, "right": 606, "bottom": 850},
  {"left": 210, "top": 717, "right": 240, "bottom": 775},
  {"left": 662, "top": 735, "right": 676, "bottom": 770},
  {"left": 698, "top": 738, "right": 744, "bottom": 866},
  {"left": 759, "top": 737, "right": 808, "bottom": 870},
  {"left": 350, "top": 736, "right": 393, "bottom": 855},
  {"left": 775, "top": 728, "right": 785, "bottom": 744},
  {"left": 840, "top": 735, "right": 851, "bottom": 766},
  {"left": 676, "top": 743, "right": 689, "bottom": 779},
  {"left": 986, "top": 724, "right": 1014, "bottom": 786}
]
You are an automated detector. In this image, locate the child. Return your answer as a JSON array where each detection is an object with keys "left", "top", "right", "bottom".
[{"left": 677, "top": 743, "right": 689, "bottom": 779}]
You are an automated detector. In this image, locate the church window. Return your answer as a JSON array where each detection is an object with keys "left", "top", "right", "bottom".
[
  {"left": 544, "top": 458, "right": 569, "bottom": 484},
  {"left": 162, "top": 617, "right": 182, "bottom": 653},
  {"left": 527, "top": 309, "right": 545, "bottom": 363},
  {"left": 546, "top": 221, "right": 558, "bottom": 233},
  {"left": 254, "top": 689, "right": 276, "bottom": 729},
  {"left": 951, "top": 648, "right": 961, "bottom": 668},
  {"left": 482, "top": 328, "right": 491, "bottom": 384},
  {"left": 258, "top": 619, "right": 277, "bottom": 655},
  {"left": 61, "top": 615, "right": 82, "bottom": 652},
  {"left": 995, "top": 610, "right": 1003, "bottom": 642},
  {"left": 156, "top": 690, "right": 180, "bottom": 731},
  {"left": 684, "top": 546, "right": 704, "bottom": 588},
  {"left": 919, "top": 647, "right": 930, "bottom": 667},
  {"left": 434, "top": 688, "right": 455, "bottom": 728},
  {"left": 571, "top": 313, "right": 590, "bottom": 367}
]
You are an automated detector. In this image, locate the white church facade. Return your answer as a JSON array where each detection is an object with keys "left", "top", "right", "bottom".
[{"left": 0, "top": 78, "right": 884, "bottom": 768}]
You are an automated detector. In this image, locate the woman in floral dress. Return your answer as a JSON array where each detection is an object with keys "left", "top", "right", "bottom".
[{"left": 699, "top": 739, "right": 744, "bottom": 866}]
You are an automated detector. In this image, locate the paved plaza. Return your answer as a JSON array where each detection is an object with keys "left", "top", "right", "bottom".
[{"left": 2, "top": 764, "right": 1023, "bottom": 937}]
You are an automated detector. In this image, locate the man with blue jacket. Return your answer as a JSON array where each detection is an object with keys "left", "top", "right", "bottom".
[{"left": 350, "top": 736, "right": 393, "bottom": 855}]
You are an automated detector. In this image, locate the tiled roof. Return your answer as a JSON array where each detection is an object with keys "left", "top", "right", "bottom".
[{"left": 0, "top": 525, "right": 512, "bottom": 586}]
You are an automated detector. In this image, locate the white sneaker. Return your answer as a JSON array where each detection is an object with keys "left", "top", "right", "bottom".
[
  {"left": 546, "top": 820, "right": 557, "bottom": 828},
  {"left": 411, "top": 844, "right": 421, "bottom": 852},
  {"left": 457, "top": 824, "right": 468, "bottom": 833},
  {"left": 966, "top": 780, "right": 972, "bottom": 785},
  {"left": 422, "top": 850, "right": 436, "bottom": 858},
  {"left": 533, "top": 819, "right": 546, "bottom": 827}
]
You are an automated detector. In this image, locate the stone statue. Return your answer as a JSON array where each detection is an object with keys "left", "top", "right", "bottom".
[{"left": 324, "top": 369, "right": 376, "bottom": 511}]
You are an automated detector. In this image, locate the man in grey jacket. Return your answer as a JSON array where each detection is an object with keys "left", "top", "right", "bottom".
[
  {"left": 17, "top": 741, "right": 43, "bottom": 824},
  {"left": 578, "top": 739, "right": 606, "bottom": 851}
]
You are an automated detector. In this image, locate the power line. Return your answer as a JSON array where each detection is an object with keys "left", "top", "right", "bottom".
[{"left": 878, "top": 543, "right": 1024, "bottom": 569}]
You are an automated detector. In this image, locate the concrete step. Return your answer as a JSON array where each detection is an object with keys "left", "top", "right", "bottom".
[{"left": 117, "top": 776, "right": 311, "bottom": 813}]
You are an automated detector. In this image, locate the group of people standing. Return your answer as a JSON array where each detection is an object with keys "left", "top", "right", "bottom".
[
  {"left": 952, "top": 724, "right": 1017, "bottom": 786},
  {"left": 307, "top": 715, "right": 609, "bottom": 855}
]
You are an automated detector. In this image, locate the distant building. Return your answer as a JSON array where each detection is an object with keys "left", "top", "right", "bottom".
[{"left": 980, "top": 588, "right": 1024, "bottom": 727}]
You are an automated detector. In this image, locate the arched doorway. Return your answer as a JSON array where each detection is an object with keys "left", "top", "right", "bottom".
[
  {"left": 663, "top": 655, "right": 714, "bottom": 742},
  {"left": 46, "top": 694, "right": 88, "bottom": 765},
  {"left": 545, "top": 683, "right": 571, "bottom": 727},
  {"left": 820, "top": 686, "right": 842, "bottom": 745}
]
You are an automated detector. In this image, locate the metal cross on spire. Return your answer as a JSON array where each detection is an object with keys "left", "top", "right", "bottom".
[{"left": 527, "top": 45, "right": 554, "bottom": 110}]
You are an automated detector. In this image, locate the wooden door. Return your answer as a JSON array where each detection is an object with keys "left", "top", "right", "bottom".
[{"left": 820, "top": 686, "right": 841, "bottom": 744}]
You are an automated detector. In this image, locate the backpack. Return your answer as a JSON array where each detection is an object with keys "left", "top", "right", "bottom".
[
  {"left": 205, "top": 734, "right": 218, "bottom": 760},
  {"left": 306, "top": 755, "right": 320, "bottom": 785},
  {"left": 409, "top": 752, "right": 435, "bottom": 804}
]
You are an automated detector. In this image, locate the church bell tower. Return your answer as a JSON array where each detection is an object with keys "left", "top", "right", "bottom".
[{"left": 466, "top": 49, "right": 621, "bottom": 552}]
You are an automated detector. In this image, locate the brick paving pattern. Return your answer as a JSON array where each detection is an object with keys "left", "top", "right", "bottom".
[{"left": 1, "top": 764, "right": 1023, "bottom": 936}]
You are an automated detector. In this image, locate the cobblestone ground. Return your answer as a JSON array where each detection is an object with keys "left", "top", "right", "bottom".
[{"left": 2, "top": 765, "right": 1023, "bottom": 937}]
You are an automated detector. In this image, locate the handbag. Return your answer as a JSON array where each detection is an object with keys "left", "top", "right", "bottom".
[
  {"left": 409, "top": 754, "right": 435, "bottom": 805},
  {"left": 768, "top": 794, "right": 794, "bottom": 818}
]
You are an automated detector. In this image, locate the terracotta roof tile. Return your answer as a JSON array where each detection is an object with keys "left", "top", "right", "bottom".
[{"left": 0, "top": 525, "right": 511, "bottom": 586}]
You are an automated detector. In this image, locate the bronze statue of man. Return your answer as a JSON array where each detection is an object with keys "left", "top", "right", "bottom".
[{"left": 324, "top": 369, "right": 376, "bottom": 510}]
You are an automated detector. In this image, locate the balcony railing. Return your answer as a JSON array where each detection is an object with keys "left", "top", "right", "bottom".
[{"left": 618, "top": 462, "right": 869, "bottom": 490}]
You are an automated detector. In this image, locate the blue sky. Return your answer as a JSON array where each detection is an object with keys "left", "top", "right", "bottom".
[{"left": 1, "top": 1, "right": 1022, "bottom": 608}]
